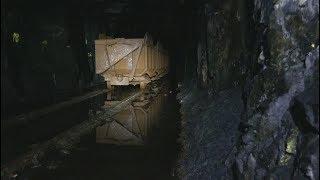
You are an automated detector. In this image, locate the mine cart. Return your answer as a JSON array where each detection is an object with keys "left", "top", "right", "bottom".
[{"left": 94, "top": 33, "right": 169, "bottom": 89}]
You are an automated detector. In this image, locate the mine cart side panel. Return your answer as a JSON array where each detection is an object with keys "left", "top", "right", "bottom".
[
  {"left": 95, "top": 39, "right": 108, "bottom": 74},
  {"left": 94, "top": 34, "right": 168, "bottom": 87},
  {"left": 145, "top": 45, "right": 152, "bottom": 77},
  {"left": 134, "top": 45, "right": 147, "bottom": 77}
]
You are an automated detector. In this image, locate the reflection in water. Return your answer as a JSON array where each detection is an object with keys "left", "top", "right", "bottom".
[
  {"left": 13, "top": 82, "right": 180, "bottom": 179},
  {"left": 96, "top": 93, "right": 166, "bottom": 145}
]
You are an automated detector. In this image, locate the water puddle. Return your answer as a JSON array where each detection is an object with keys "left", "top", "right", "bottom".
[
  {"left": 15, "top": 81, "right": 181, "bottom": 180},
  {"left": 96, "top": 93, "right": 165, "bottom": 145}
]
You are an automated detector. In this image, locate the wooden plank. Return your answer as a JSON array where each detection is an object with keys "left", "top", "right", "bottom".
[
  {"left": 1, "top": 91, "right": 142, "bottom": 179},
  {"left": 2, "top": 89, "right": 110, "bottom": 129}
]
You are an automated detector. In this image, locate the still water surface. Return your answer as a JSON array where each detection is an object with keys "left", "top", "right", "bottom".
[{"left": 18, "top": 83, "right": 181, "bottom": 180}]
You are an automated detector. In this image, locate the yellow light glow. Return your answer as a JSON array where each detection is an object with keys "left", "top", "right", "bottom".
[{"left": 12, "top": 32, "right": 20, "bottom": 43}]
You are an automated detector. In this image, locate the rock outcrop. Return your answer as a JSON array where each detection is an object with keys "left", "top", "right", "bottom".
[
  {"left": 178, "top": 0, "right": 318, "bottom": 179},
  {"left": 235, "top": 0, "right": 319, "bottom": 179}
]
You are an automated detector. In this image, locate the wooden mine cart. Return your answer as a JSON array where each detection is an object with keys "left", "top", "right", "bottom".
[{"left": 94, "top": 33, "right": 169, "bottom": 89}]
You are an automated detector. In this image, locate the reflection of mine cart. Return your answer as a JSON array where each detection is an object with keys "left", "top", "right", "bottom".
[
  {"left": 94, "top": 33, "right": 169, "bottom": 89},
  {"left": 96, "top": 94, "right": 165, "bottom": 145}
]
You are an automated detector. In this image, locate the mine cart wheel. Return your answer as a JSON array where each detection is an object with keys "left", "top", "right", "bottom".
[
  {"left": 106, "top": 83, "right": 113, "bottom": 100},
  {"left": 107, "top": 91, "right": 112, "bottom": 100},
  {"left": 139, "top": 83, "right": 147, "bottom": 101},
  {"left": 140, "top": 82, "right": 146, "bottom": 90},
  {"left": 107, "top": 83, "right": 113, "bottom": 90}
]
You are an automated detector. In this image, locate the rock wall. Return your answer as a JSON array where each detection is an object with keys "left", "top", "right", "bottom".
[
  {"left": 190, "top": 0, "right": 258, "bottom": 91},
  {"left": 178, "top": 0, "right": 319, "bottom": 179},
  {"left": 235, "top": 0, "right": 319, "bottom": 179},
  {"left": 2, "top": 2, "right": 93, "bottom": 118}
]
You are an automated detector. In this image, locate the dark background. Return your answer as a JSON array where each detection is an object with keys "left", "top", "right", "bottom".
[
  {"left": 1, "top": 0, "right": 197, "bottom": 119},
  {"left": 1, "top": 0, "right": 258, "bottom": 119}
]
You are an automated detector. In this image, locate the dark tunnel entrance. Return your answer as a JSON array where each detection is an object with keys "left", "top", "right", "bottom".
[
  {"left": 1, "top": 0, "right": 319, "bottom": 179},
  {"left": 1, "top": 0, "right": 189, "bottom": 118},
  {"left": 2, "top": 0, "right": 189, "bottom": 179}
]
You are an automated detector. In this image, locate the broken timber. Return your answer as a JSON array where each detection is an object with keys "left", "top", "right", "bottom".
[
  {"left": 1, "top": 91, "right": 142, "bottom": 179},
  {"left": 2, "top": 89, "right": 110, "bottom": 130}
]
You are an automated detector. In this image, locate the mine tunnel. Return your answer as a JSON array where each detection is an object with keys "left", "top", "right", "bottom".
[{"left": 1, "top": 0, "right": 319, "bottom": 179}]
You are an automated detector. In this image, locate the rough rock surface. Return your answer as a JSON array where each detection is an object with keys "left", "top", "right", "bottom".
[
  {"left": 235, "top": 0, "right": 319, "bottom": 179},
  {"left": 178, "top": 0, "right": 318, "bottom": 179},
  {"left": 177, "top": 81, "right": 243, "bottom": 180}
]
